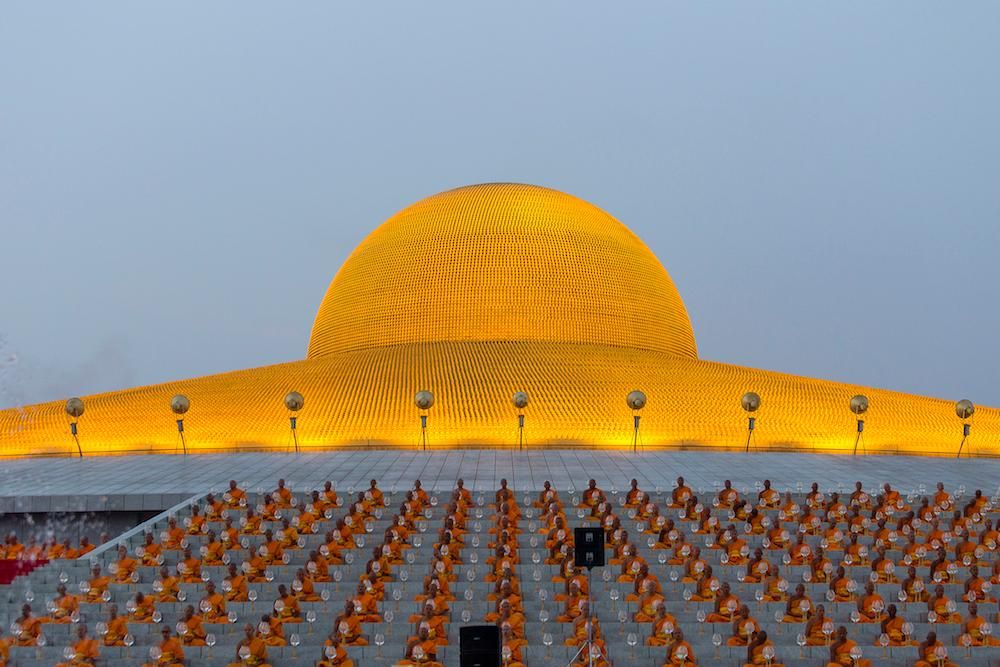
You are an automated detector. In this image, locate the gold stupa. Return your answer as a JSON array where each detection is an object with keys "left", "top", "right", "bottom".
[{"left": 1, "top": 183, "right": 996, "bottom": 457}]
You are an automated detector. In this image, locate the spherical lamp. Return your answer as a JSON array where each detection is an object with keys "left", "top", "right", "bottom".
[
  {"left": 850, "top": 395, "right": 869, "bottom": 455},
  {"left": 414, "top": 391, "right": 434, "bottom": 450},
  {"left": 284, "top": 391, "right": 304, "bottom": 453},
  {"left": 741, "top": 392, "right": 760, "bottom": 452},
  {"left": 626, "top": 391, "right": 646, "bottom": 452},
  {"left": 626, "top": 390, "right": 647, "bottom": 411},
  {"left": 512, "top": 392, "right": 529, "bottom": 449},
  {"left": 956, "top": 399, "right": 974, "bottom": 458},
  {"left": 284, "top": 391, "right": 304, "bottom": 412},
  {"left": 414, "top": 391, "right": 434, "bottom": 411},
  {"left": 65, "top": 397, "right": 85, "bottom": 458},
  {"left": 741, "top": 392, "right": 761, "bottom": 413},
  {"left": 171, "top": 394, "right": 190, "bottom": 454}
]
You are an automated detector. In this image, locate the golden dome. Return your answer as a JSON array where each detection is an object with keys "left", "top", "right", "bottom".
[{"left": 307, "top": 183, "right": 698, "bottom": 359}]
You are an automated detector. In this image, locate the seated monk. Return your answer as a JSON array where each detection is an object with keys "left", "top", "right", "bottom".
[
  {"left": 293, "top": 568, "right": 321, "bottom": 602},
  {"left": 689, "top": 565, "right": 721, "bottom": 602},
  {"left": 878, "top": 604, "right": 913, "bottom": 646},
  {"left": 788, "top": 535, "right": 811, "bottom": 565},
  {"left": 103, "top": 605, "right": 129, "bottom": 646},
  {"left": 717, "top": 479, "right": 739, "bottom": 508},
  {"left": 745, "top": 630, "right": 784, "bottom": 667},
  {"left": 762, "top": 572, "right": 789, "bottom": 602},
  {"left": 224, "top": 563, "right": 250, "bottom": 601},
  {"left": 177, "top": 547, "right": 202, "bottom": 584},
  {"left": 485, "top": 582, "right": 522, "bottom": 619},
  {"left": 332, "top": 600, "right": 368, "bottom": 645},
  {"left": 131, "top": 591, "right": 156, "bottom": 623},
  {"left": 634, "top": 582, "right": 666, "bottom": 622},
  {"left": 258, "top": 613, "right": 285, "bottom": 646},
  {"left": 557, "top": 584, "right": 587, "bottom": 623},
  {"left": 323, "top": 481, "right": 342, "bottom": 509},
  {"left": 805, "top": 605, "right": 832, "bottom": 646},
  {"left": 856, "top": 581, "right": 886, "bottom": 622},
  {"left": 727, "top": 605, "right": 760, "bottom": 646},
  {"left": 274, "top": 478, "right": 294, "bottom": 507},
  {"left": 829, "top": 567, "right": 855, "bottom": 602},
  {"left": 400, "top": 625, "right": 442, "bottom": 667},
  {"left": 663, "top": 629, "right": 697, "bottom": 666},
  {"left": 50, "top": 583, "right": 79, "bottom": 623},
  {"left": 671, "top": 477, "right": 693, "bottom": 508},
  {"left": 825, "top": 626, "right": 872, "bottom": 667},
  {"left": 142, "top": 625, "right": 185, "bottom": 667},
  {"left": 964, "top": 565, "right": 994, "bottom": 603},
  {"left": 914, "top": 631, "right": 957, "bottom": 667},
  {"left": 186, "top": 505, "right": 206, "bottom": 535},
  {"left": 112, "top": 545, "right": 138, "bottom": 582},
  {"left": 139, "top": 532, "right": 163, "bottom": 566},
  {"left": 743, "top": 548, "right": 773, "bottom": 583},
  {"left": 55, "top": 625, "right": 100, "bottom": 667},
  {"left": 927, "top": 585, "right": 960, "bottom": 623},
  {"left": 758, "top": 480, "right": 780, "bottom": 508},
  {"left": 161, "top": 518, "right": 185, "bottom": 550},
  {"left": 961, "top": 602, "right": 999, "bottom": 646},
  {"left": 901, "top": 566, "right": 929, "bottom": 603},
  {"left": 273, "top": 584, "right": 302, "bottom": 624},
  {"left": 201, "top": 582, "right": 227, "bottom": 623},
  {"left": 225, "top": 479, "right": 247, "bottom": 508},
  {"left": 706, "top": 582, "right": 740, "bottom": 623},
  {"left": 12, "top": 604, "right": 43, "bottom": 646},
  {"left": 308, "top": 549, "right": 333, "bottom": 581},
  {"left": 85, "top": 564, "right": 110, "bottom": 603},
  {"left": 499, "top": 621, "right": 528, "bottom": 667},
  {"left": 564, "top": 603, "right": 599, "bottom": 646},
  {"left": 241, "top": 507, "right": 263, "bottom": 535},
  {"left": 202, "top": 531, "right": 226, "bottom": 565},
  {"left": 647, "top": 605, "right": 679, "bottom": 646},
  {"left": 783, "top": 583, "right": 814, "bottom": 623},
  {"left": 204, "top": 493, "right": 225, "bottom": 521},
  {"left": 178, "top": 605, "right": 207, "bottom": 646},
  {"left": 227, "top": 623, "right": 272, "bottom": 667},
  {"left": 317, "top": 634, "right": 355, "bottom": 667}
]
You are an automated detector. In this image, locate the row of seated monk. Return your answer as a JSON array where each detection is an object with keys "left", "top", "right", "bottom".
[
  {"left": 1, "top": 476, "right": 997, "bottom": 667},
  {"left": 0, "top": 534, "right": 101, "bottom": 562}
]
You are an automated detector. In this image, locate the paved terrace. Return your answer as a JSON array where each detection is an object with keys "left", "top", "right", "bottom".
[{"left": 1, "top": 450, "right": 998, "bottom": 513}]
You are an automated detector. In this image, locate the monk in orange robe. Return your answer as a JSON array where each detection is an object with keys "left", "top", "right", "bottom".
[
  {"left": 55, "top": 625, "right": 100, "bottom": 667},
  {"left": 227, "top": 623, "right": 272, "bottom": 667},
  {"left": 647, "top": 605, "right": 680, "bottom": 646},
  {"left": 332, "top": 601, "right": 368, "bottom": 645},
  {"left": 914, "top": 631, "right": 957, "bottom": 667},
  {"left": 103, "top": 605, "right": 129, "bottom": 646},
  {"left": 142, "top": 625, "right": 185, "bottom": 667},
  {"left": 825, "top": 626, "right": 872, "bottom": 667}
]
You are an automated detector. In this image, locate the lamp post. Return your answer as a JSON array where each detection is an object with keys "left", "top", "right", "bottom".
[
  {"left": 626, "top": 391, "right": 646, "bottom": 453},
  {"left": 512, "top": 391, "right": 529, "bottom": 449},
  {"left": 284, "top": 391, "right": 304, "bottom": 454},
  {"left": 850, "top": 395, "right": 869, "bottom": 456},
  {"left": 955, "top": 399, "right": 974, "bottom": 458},
  {"left": 65, "top": 397, "right": 85, "bottom": 458},
  {"left": 741, "top": 392, "right": 760, "bottom": 452},
  {"left": 171, "top": 394, "right": 190, "bottom": 455},
  {"left": 414, "top": 391, "right": 434, "bottom": 450}
]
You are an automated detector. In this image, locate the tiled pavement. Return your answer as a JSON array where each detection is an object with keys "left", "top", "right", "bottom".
[{"left": 1, "top": 449, "right": 998, "bottom": 513}]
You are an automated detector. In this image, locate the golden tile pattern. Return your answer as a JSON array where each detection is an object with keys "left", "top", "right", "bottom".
[
  {"left": 1, "top": 184, "right": 996, "bottom": 458},
  {"left": 307, "top": 183, "right": 698, "bottom": 359},
  {"left": 1, "top": 342, "right": 996, "bottom": 458}
]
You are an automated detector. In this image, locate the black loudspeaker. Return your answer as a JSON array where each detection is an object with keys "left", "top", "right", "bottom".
[
  {"left": 460, "top": 624, "right": 501, "bottom": 667},
  {"left": 574, "top": 526, "right": 605, "bottom": 568}
]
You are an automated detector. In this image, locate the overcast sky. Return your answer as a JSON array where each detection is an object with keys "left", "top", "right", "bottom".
[{"left": 1, "top": 3, "right": 998, "bottom": 409}]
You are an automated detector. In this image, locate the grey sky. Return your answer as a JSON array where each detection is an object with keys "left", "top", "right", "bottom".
[{"left": 1, "top": 3, "right": 998, "bottom": 409}]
